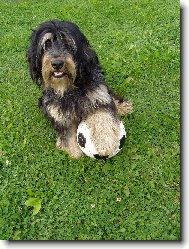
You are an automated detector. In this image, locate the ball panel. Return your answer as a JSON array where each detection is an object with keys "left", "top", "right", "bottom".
[
  {"left": 77, "top": 132, "right": 86, "bottom": 148},
  {"left": 119, "top": 135, "right": 126, "bottom": 149},
  {"left": 120, "top": 121, "right": 126, "bottom": 138},
  {"left": 94, "top": 154, "right": 109, "bottom": 160},
  {"left": 77, "top": 121, "right": 98, "bottom": 158}
]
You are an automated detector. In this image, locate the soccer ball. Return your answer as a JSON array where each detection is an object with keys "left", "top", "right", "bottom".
[{"left": 77, "top": 116, "right": 126, "bottom": 159}]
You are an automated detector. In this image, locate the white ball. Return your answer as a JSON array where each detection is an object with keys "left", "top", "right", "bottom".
[{"left": 77, "top": 120, "right": 126, "bottom": 159}]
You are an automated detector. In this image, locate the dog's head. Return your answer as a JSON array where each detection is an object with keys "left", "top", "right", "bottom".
[{"left": 27, "top": 20, "right": 99, "bottom": 93}]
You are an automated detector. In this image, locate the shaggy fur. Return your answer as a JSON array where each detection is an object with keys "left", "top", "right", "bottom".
[{"left": 27, "top": 20, "right": 132, "bottom": 158}]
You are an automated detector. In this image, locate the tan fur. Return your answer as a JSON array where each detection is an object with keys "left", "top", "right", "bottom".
[
  {"left": 42, "top": 54, "right": 76, "bottom": 95},
  {"left": 47, "top": 104, "right": 76, "bottom": 127},
  {"left": 113, "top": 99, "right": 133, "bottom": 115},
  {"left": 47, "top": 105, "right": 62, "bottom": 123},
  {"left": 84, "top": 110, "right": 121, "bottom": 157}
]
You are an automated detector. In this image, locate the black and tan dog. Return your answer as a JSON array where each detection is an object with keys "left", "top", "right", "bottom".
[{"left": 27, "top": 20, "right": 132, "bottom": 158}]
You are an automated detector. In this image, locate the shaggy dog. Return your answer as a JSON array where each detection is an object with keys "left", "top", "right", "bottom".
[{"left": 27, "top": 20, "right": 132, "bottom": 158}]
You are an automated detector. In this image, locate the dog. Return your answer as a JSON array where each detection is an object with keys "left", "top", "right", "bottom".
[{"left": 27, "top": 20, "right": 132, "bottom": 158}]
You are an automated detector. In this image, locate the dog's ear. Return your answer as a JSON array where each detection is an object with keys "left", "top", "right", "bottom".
[
  {"left": 78, "top": 44, "right": 100, "bottom": 81},
  {"left": 27, "top": 29, "right": 43, "bottom": 84}
]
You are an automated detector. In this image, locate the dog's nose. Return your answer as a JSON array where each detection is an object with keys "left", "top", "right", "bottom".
[{"left": 51, "top": 60, "right": 64, "bottom": 70}]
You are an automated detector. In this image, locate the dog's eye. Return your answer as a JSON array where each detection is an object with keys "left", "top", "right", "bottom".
[
  {"left": 60, "top": 32, "right": 77, "bottom": 52},
  {"left": 44, "top": 39, "right": 52, "bottom": 50}
]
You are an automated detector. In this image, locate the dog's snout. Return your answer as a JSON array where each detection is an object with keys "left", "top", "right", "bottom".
[{"left": 51, "top": 60, "right": 64, "bottom": 70}]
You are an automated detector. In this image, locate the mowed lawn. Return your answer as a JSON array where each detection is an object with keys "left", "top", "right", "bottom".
[{"left": 0, "top": 0, "right": 180, "bottom": 240}]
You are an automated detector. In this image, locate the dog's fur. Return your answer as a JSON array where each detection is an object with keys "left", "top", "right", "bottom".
[{"left": 27, "top": 20, "right": 132, "bottom": 158}]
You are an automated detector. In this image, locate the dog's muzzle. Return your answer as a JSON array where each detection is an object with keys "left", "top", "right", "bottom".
[
  {"left": 52, "top": 59, "right": 64, "bottom": 70},
  {"left": 51, "top": 59, "right": 66, "bottom": 78}
]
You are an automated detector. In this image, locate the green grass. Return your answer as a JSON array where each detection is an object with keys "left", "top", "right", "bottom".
[{"left": 0, "top": 0, "right": 180, "bottom": 240}]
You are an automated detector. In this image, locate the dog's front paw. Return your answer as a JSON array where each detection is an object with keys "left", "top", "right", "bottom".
[
  {"left": 67, "top": 148, "right": 84, "bottom": 159},
  {"left": 56, "top": 137, "right": 64, "bottom": 150},
  {"left": 56, "top": 137, "right": 83, "bottom": 159}
]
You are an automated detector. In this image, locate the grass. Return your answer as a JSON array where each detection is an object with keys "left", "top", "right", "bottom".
[{"left": 0, "top": 0, "right": 180, "bottom": 240}]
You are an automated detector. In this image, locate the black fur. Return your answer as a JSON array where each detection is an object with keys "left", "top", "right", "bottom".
[{"left": 27, "top": 20, "right": 131, "bottom": 158}]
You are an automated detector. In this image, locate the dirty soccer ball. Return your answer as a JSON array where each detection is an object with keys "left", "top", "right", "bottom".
[{"left": 77, "top": 119, "right": 126, "bottom": 159}]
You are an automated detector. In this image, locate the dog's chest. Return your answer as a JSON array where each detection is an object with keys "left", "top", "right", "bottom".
[
  {"left": 41, "top": 93, "right": 77, "bottom": 126},
  {"left": 41, "top": 83, "right": 112, "bottom": 127},
  {"left": 50, "top": 105, "right": 75, "bottom": 126}
]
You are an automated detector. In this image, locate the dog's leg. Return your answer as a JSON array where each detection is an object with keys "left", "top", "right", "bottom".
[
  {"left": 108, "top": 89, "right": 133, "bottom": 115},
  {"left": 56, "top": 124, "right": 83, "bottom": 159},
  {"left": 39, "top": 99, "right": 83, "bottom": 159}
]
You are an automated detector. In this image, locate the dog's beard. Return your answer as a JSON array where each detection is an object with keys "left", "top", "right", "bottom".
[{"left": 42, "top": 54, "right": 76, "bottom": 95}]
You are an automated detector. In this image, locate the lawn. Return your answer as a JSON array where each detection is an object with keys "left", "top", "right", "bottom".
[{"left": 0, "top": 0, "right": 180, "bottom": 240}]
